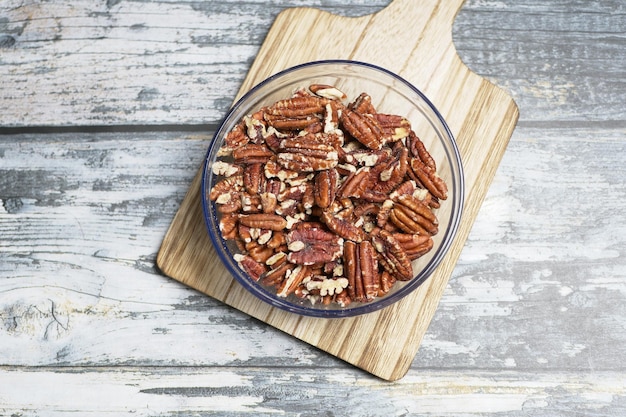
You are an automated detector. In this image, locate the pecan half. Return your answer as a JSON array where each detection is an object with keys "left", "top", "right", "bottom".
[
  {"left": 264, "top": 96, "right": 328, "bottom": 132},
  {"left": 276, "top": 134, "right": 339, "bottom": 172},
  {"left": 313, "top": 168, "right": 338, "bottom": 209},
  {"left": 244, "top": 113, "right": 270, "bottom": 144},
  {"left": 264, "top": 157, "right": 300, "bottom": 182},
  {"left": 243, "top": 163, "right": 265, "bottom": 195},
  {"left": 277, "top": 264, "right": 312, "bottom": 297},
  {"left": 348, "top": 148, "right": 391, "bottom": 167},
  {"left": 359, "top": 240, "right": 380, "bottom": 301},
  {"left": 245, "top": 240, "right": 275, "bottom": 263},
  {"left": 371, "top": 229, "right": 413, "bottom": 281},
  {"left": 261, "top": 261, "right": 294, "bottom": 288},
  {"left": 348, "top": 92, "right": 377, "bottom": 114},
  {"left": 259, "top": 191, "right": 278, "bottom": 214},
  {"left": 266, "top": 230, "right": 287, "bottom": 250},
  {"left": 309, "top": 84, "right": 347, "bottom": 101},
  {"left": 334, "top": 290, "right": 352, "bottom": 307},
  {"left": 218, "top": 213, "right": 239, "bottom": 240},
  {"left": 286, "top": 225, "right": 343, "bottom": 265},
  {"left": 374, "top": 113, "right": 411, "bottom": 143},
  {"left": 371, "top": 147, "right": 409, "bottom": 195},
  {"left": 409, "top": 157, "right": 448, "bottom": 201},
  {"left": 340, "top": 107, "right": 385, "bottom": 150},
  {"left": 234, "top": 254, "right": 267, "bottom": 282},
  {"left": 343, "top": 240, "right": 379, "bottom": 302},
  {"left": 215, "top": 190, "right": 243, "bottom": 214},
  {"left": 377, "top": 270, "right": 396, "bottom": 296},
  {"left": 336, "top": 167, "right": 370, "bottom": 199},
  {"left": 209, "top": 174, "right": 243, "bottom": 201},
  {"left": 232, "top": 143, "right": 274, "bottom": 164},
  {"left": 240, "top": 192, "right": 263, "bottom": 213},
  {"left": 408, "top": 130, "right": 436, "bottom": 171},
  {"left": 320, "top": 209, "right": 367, "bottom": 243},
  {"left": 220, "top": 122, "right": 249, "bottom": 155},
  {"left": 266, "top": 96, "right": 328, "bottom": 118},
  {"left": 264, "top": 114, "right": 321, "bottom": 131},
  {"left": 393, "top": 233, "right": 434, "bottom": 260},
  {"left": 343, "top": 240, "right": 358, "bottom": 301},
  {"left": 389, "top": 194, "right": 438, "bottom": 236},
  {"left": 239, "top": 213, "right": 287, "bottom": 231}
]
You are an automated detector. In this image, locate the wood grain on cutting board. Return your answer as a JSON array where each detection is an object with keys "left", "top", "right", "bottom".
[{"left": 157, "top": 0, "right": 519, "bottom": 381}]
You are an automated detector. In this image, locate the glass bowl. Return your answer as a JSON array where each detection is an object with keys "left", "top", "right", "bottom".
[{"left": 201, "top": 60, "right": 464, "bottom": 318}]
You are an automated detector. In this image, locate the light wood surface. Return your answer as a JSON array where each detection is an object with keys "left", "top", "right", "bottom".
[
  {"left": 1, "top": 0, "right": 625, "bottom": 414},
  {"left": 157, "top": 0, "right": 518, "bottom": 381}
]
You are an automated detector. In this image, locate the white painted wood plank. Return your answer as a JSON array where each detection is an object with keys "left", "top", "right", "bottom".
[{"left": 1, "top": 367, "right": 625, "bottom": 416}]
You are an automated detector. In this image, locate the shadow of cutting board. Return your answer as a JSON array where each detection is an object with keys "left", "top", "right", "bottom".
[{"left": 157, "top": 0, "right": 519, "bottom": 381}]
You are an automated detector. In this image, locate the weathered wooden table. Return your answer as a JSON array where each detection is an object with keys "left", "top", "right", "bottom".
[{"left": 1, "top": 0, "right": 625, "bottom": 415}]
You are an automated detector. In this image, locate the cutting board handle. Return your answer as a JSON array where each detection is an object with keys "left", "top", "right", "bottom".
[
  {"left": 381, "top": 0, "right": 466, "bottom": 27},
  {"left": 349, "top": 0, "right": 468, "bottom": 68},
  {"left": 239, "top": 0, "right": 469, "bottom": 95}
]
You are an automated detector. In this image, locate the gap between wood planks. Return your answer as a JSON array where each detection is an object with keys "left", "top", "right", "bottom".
[{"left": 0, "top": 124, "right": 220, "bottom": 135}]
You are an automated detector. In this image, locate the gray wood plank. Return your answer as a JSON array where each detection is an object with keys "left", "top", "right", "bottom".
[{"left": 454, "top": 0, "right": 626, "bottom": 122}]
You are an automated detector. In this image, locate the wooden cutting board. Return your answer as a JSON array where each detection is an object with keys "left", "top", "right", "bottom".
[{"left": 157, "top": 0, "right": 519, "bottom": 381}]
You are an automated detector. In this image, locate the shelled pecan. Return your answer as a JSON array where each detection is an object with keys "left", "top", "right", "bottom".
[{"left": 209, "top": 84, "right": 448, "bottom": 307}]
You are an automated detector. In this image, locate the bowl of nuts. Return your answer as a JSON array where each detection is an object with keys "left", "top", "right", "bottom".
[{"left": 202, "top": 60, "right": 464, "bottom": 318}]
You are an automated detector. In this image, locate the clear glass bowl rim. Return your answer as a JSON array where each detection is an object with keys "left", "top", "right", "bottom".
[{"left": 201, "top": 59, "right": 465, "bottom": 318}]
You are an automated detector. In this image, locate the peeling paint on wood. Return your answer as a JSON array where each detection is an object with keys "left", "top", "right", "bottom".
[{"left": 0, "top": 368, "right": 624, "bottom": 416}]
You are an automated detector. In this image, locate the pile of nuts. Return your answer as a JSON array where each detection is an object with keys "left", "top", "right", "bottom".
[{"left": 209, "top": 84, "right": 448, "bottom": 307}]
